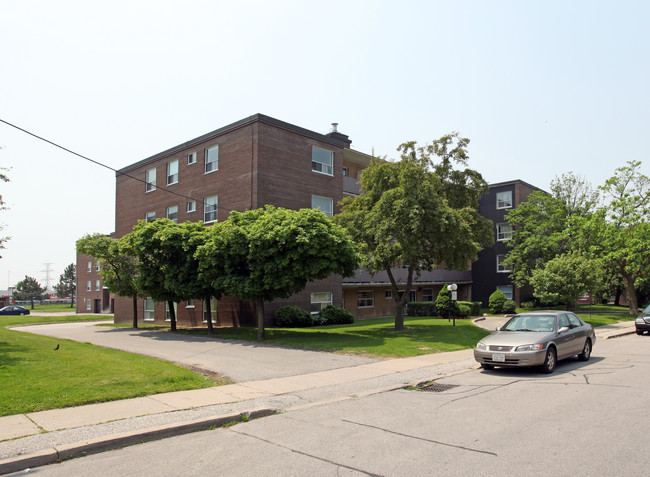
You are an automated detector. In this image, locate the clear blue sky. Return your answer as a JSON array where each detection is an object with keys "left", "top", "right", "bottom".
[{"left": 1, "top": 0, "right": 648, "bottom": 290}]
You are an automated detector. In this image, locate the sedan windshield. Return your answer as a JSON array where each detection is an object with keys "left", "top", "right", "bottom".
[{"left": 502, "top": 315, "right": 555, "bottom": 332}]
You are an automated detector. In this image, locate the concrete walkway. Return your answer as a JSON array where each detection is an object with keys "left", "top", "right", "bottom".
[{"left": 0, "top": 317, "right": 637, "bottom": 475}]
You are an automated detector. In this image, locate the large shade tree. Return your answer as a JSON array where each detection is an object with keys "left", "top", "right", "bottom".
[
  {"left": 197, "top": 206, "right": 360, "bottom": 340},
  {"left": 336, "top": 133, "right": 493, "bottom": 331},
  {"left": 77, "top": 234, "right": 140, "bottom": 327},
  {"left": 14, "top": 276, "right": 46, "bottom": 309}
]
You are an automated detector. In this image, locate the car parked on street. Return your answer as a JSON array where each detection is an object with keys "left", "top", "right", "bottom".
[
  {"left": 636, "top": 304, "right": 650, "bottom": 335},
  {"left": 0, "top": 305, "right": 31, "bottom": 316},
  {"left": 474, "top": 311, "right": 596, "bottom": 373}
]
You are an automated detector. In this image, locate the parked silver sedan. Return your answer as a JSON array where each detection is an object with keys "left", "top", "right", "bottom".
[{"left": 474, "top": 311, "right": 596, "bottom": 373}]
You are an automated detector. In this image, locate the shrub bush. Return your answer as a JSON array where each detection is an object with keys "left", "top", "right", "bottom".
[
  {"left": 489, "top": 289, "right": 507, "bottom": 314},
  {"left": 317, "top": 305, "right": 354, "bottom": 325},
  {"left": 456, "top": 304, "right": 471, "bottom": 318},
  {"left": 521, "top": 300, "right": 536, "bottom": 309},
  {"left": 275, "top": 306, "right": 313, "bottom": 327},
  {"left": 503, "top": 300, "right": 517, "bottom": 314},
  {"left": 436, "top": 285, "right": 453, "bottom": 318},
  {"left": 457, "top": 301, "right": 481, "bottom": 316},
  {"left": 407, "top": 302, "right": 437, "bottom": 317}
]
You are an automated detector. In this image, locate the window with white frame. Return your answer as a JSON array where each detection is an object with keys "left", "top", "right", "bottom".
[
  {"left": 144, "top": 298, "right": 155, "bottom": 321},
  {"left": 187, "top": 200, "right": 196, "bottom": 213},
  {"left": 497, "top": 285, "right": 513, "bottom": 300},
  {"left": 167, "top": 160, "right": 179, "bottom": 185},
  {"left": 497, "top": 254, "right": 511, "bottom": 272},
  {"left": 310, "top": 292, "right": 332, "bottom": 314},
  {"left": 87, "top": 261, "right": 92, "bottom": 273},
  {"left": 358, "top": 291, "right": 374, "bottom": 308},
  {"left": 422, "top": 289, "right": 434, "bottom": 302},
  {"left": 204, "top": 195, "right": 218, "bottom": 223},
  {"left": 312, "top": 146, "right": 333, "bottom": 175},
  {"left": 145, "top": 168, "right": 157, "bottom": 192},
  {"left": 186, "top": 298, "right": 195, "bottom": 308},
  {"left": 203, "top": 298, "right": 217, "bottom": 323},
  {"left": 96, "top": 262, "right": 100, "bottom": 272},
  {"left": 187, "top": 152, "right": 197, "bottom": 165},
  {"left": 86, "top": 280, "right": 91, "bottom": 291},
  {"left": 205, "top": 145, "right": 219, "bottom": 174},
  {"left": 165, "top": 302, "right": 178, "bottom": 322},
  {"left": 311, "top": 195, "right": 333, "bottom": 216},
  {"left": 145, "top": 211, "right": 156, "bottom": 223},
  {"left": 95, "top": 280, "right": 100, "bottom": 291},
  {"left": 385, "top": 289, "right": 392, "bottom": 300},
  {"left": 167, "top": 205, "right": 178, "bottom": 223},
  {"left": 496, "top": 191, "right": 512, "bottom": 209},
  {"left": 86, "top": 299, "right": 92, "bottom": 311},
  {"left": 496, "top": 223, "right": 513, "bottom": 241}
]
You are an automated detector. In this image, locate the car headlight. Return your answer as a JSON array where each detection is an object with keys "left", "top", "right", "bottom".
[
  {"left": 476, "top": 342, "right": 487, "bottom": 350},
  {"left": 515, "top": 343, "right": 543, "bottom": 352}
]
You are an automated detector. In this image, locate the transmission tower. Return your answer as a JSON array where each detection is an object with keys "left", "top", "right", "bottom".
[{"left": 41, "top": 263, "right": 54, "bottom": 291}]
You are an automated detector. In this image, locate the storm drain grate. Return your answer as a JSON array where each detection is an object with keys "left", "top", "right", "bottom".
[{"left": 413, "top": 383, "right": 459, "bottom": 393}]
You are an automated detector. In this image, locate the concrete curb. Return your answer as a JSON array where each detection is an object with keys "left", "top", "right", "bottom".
[{"left": 0, "top": 408, "right": 277, "bottom": 476}]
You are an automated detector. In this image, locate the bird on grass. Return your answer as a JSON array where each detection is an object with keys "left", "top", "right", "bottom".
[{"left": 54, "top": 344, "right": 59, "bottom": 350}]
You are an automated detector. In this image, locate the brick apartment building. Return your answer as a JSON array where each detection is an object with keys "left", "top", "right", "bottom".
[
  {"left": 76, "top": 114, "right": 538, "bottom": 324},
  {"left": 76, "top": 252, "right": 113, "bottom": 314}
]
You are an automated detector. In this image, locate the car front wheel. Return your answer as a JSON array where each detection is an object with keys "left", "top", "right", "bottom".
[
  {"left": 637, "top": 329, "right": 644, "bottom": 335},
  {"left": 577, "top": 339, "right": 591, "bottom": 361},
  {"left": 539, "top": 348, "right": 557, "bottom": 374},
  {"left": 19, "top": 312, "right": 25, "bottom": 316}
]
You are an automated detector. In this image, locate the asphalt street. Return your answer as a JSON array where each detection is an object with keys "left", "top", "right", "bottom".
[{"left": 12, "top": 333, "right": 649, "bottom": 477}]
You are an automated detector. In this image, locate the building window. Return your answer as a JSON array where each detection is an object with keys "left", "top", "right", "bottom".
[
  {"left": 87, "top": 261, "right": 92, "bottom": 273},
  {"left": 342, "top": 167, "right": 349, "bottom": 177},
  {"left": 145, "top": 211, "right": 156, "bottom": 223},
  {"left": 95, "top": 262, "right": 100, "bottom": 272},
  {"left": 496, "top": 223, "right": 513, "bottom": 241},
  {"left": 86, "top": 299, "right": 92, "bottom": 311},
  {"left": 497, "top": 285, "right": 513, "bottom": 301},
  {"left": 497, "top": 255, "right": 511, "bottom": 273},
  {"left": 187, "top": 152, "right": 197, "bottom": 165},
  {"left": 311, "top": 195, "right": 333, "bottom": 217},
  {"left": 385, "top": 290, "right": 392, "bottom": 300},
  {"left": 167, "top": 160, "right": 179, "bottom": 185},
  {"left": 409, "top": 290, "right": 417, "bottom": 302},
  {"left": 187, "top": 200, "right": 196, "bottom": 213},
  {"left": 497, "top": 191, "right": 512, "bottom": 209},
  {"left": 186, "top": 299, "right": 195, "bottom": 308},
  {"left": 95, "top": 280, "right": 100, "bottom": 291},
  {"left": 358, "top": 291, "right": 374, "bottom": 308},
  {"left": 145, "top": 168, "right": 156, "bottom": 192},
  {"left": 203, "top": 298, "right": 217, "bottom": 323},
  {"left": 312, "top": 146, "right": 333, "bottom": 176},
  {"left": 205, "top": 145, "right": 219, "bottom": 174},
  {"left": 422, "top": 289, "right": 434, "bottom": 302},
  {"left": 144, "top": 298, "right": 155, "bottom": 321},
  {"left": 310, "top": 292, "right": 333, "bottom": 314},
  {"left": 165, "top": 302, "right": 177, "bottom": 322},
  {"left": 167, "top": 205, "right": 178, "bottom": 223},
  {"left": 86, "top": 280, "right": 91, "bottom": 291},
  {"left": 204, "top": 195, "right": 218, "bottom": 223}
]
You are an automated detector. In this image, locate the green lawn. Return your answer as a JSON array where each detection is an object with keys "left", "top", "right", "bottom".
[
  {"left": 0, "top": 315, "right": 221, "bottom": 417},
  {"left": 578, "top": 312, "right": 636, "bottom": 327},
  {"left": 16, "top": 303, "right": 78, "bottom": 312},
  {"left": 178, "top": 316, "right": 491, "bottom": 358}
]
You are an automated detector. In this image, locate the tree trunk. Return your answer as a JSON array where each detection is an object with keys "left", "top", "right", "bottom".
[
  {"left": 256, "top": 296, "right": 265, "bottom": 340},
  {"left": 623, "top": 275, "right": 639, "bottom": 314},
  {"left": 205, "top": 297, "right": 214, "bottom": 335},
  {"left": 132, "top": 296, "right": 138, "bottom": 328},
  {"left": 168, "top": 300, "right": 177, "bottom": 332}
]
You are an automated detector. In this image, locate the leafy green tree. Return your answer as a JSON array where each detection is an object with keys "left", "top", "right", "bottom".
[
  {"left": 336, "top": 134, "right": 492, "bottom": 331},
  {"left": 197, "top": 206, "right": 359, "bottom": 340},
  {"left": 529, "top": 252, "right": 605, "bottom": 308},
  {"left": 504, "top": 172, "right": 599, "bottom": 287},
  {"left": 14, "top": 276, "right": 46, "bottom": 309},
  {"left": 53, "top": 263, "right": 76, "bottom": 307},
  {"left": 435, "top": 285, "right": 453, "bottom": 319},
  {"left": 77, "top": 234, "right": 140, "bottom": 327}
]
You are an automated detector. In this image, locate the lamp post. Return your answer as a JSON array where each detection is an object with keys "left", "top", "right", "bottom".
[{"left": 447, "top": 283, "right": 458, "bottom": 327}]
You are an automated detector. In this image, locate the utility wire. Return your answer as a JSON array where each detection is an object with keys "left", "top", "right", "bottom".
[{"left": 0, "top": 117, "right": 228, "bottom": 209}]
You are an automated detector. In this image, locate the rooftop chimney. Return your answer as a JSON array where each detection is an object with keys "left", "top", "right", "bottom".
[{"left": 326, "top": 122, "right": 351, "bottom": 146}]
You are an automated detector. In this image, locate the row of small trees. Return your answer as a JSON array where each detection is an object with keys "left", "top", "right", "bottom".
[
  {"left": 504, "top": 161, "right": 650, "bottom": 312},
  {"left": 77, "top": 206, "right": 359, "bottom": 339}
]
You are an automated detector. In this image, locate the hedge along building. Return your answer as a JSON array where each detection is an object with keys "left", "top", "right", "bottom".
[{"left": 93, "top": 114, "right": 478, "bottom": 327}]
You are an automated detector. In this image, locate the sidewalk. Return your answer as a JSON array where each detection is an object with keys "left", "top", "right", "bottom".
[{"left": 0, "top": 319, "right": 636, "bottom": 475}]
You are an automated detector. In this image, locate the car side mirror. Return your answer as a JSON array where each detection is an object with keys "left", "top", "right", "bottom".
[{"left": 558, "top": 326, "right": 569, "bottom": 333}]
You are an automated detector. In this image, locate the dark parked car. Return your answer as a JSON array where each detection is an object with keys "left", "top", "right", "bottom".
[
  {"left": 636, "top": 304, "right": 650, "bottom": 335},
  {"left": 0, "top": 305, "right": 31, "bottom": 316},
  {"left": 474, "top": 311, "right": 596, "bottom": 374}
]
